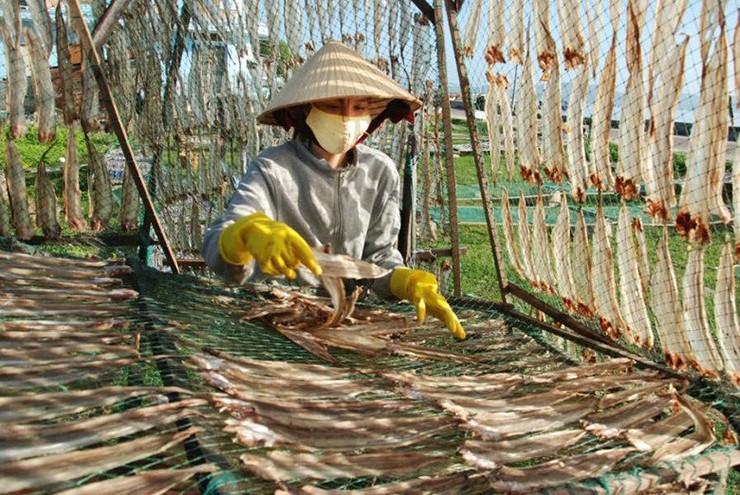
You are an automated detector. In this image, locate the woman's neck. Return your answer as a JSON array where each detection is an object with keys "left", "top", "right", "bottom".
[{"left": 309, "top": 141, "right": 348, "bottom": 169}]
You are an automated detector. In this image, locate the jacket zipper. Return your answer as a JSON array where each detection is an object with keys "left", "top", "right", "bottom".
[{"left": 333, "top": 170, "right": 344, "bottom": 251}]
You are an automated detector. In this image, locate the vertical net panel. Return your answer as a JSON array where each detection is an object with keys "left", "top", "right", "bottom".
[{"left": 454, "top": 0, "right": 739, "bottom": 402}]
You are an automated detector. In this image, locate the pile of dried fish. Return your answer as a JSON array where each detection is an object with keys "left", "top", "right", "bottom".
[
  {"left": 0, "top": 250, "right": 211, "bottom": 493},
  {"left": 190, "top": 346, "right": 738, "bottom": 493}
]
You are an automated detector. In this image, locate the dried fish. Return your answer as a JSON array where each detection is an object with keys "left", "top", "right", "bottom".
[
  {"left": 584, "top": 0, "right": 605, "bottom": 76},
  {"left": 119, "top": 165, "right": 141, "bottom": 233},
  {"left": 581, "top": 392, "right": 673, "bottom": 439},
  {"left": 499, "top": 188, "right": 525, "bottom": 278},
  {"left": 461, "top": 429, "right": 587, "bottom": 468},
  {"left": 649, "top": 228, "right": 696, "bottom": 370},
  {"left": 54, "top": 466, "right": 216, "bottom": 495},
  {"left": 55, "top": 4, "right": 77, "bottom": 123},
  {"left": 0, "top": 357, "right": 143, "bottom": 391},
  {"left": 373, "top": 0, "right": 385, "bottom": 57},
  {"left": 0, "top": 0, "right": 28, "bottom": 138},
  {"left": 0, "top": 427, "right": 198, "bottom": 494},
  {"left": 489, "top": 447, "right": 635, "bottom": 492},
  {"left": 0, "top": 344, "right": 137, "bottom": 366},
  {"left": 34, "top": 159, "right": 62, "bottom": 239},
  {"left": 531, "top": 192, "right": 555, "bottom": 292},
  {"left": 552, "top": 194, "right": 577, "bottom": 311},
  {"left": 24, "top": 27, "right": 57, "bottom": 143},
  {"left": 570, "top": 210, "right": 595, "bottom": 316},
  {"left": 4, "top": 140, "right": 34, "bottom": 239},
  {"left": 625, "top": 408, "right": 693, "bottom": 451},
  {"left": 225, "top": 413, "right": 454, "bottom": 451},
  {"left": 515, "top": 51, "right": 540, "bottom": 183},
  {"left": 508, "top": 0, "right": 525, "bottom": 63},
  {"left": 565, "top": 64, "right": 591, "bottom": 202},
  {"left": 615, "top": 2, "right": 647, "bottom": 201},
  {"left": 651, "top": 393, "right": 715, "bottom": 462},
  {"left": 676, "top": 29, "right": 731, "bottom": 242},
  {"left": 533, "top": 0, "right": 556, "bottom": 72},
  {"left": 556, "top": 0, "right": 586, "bottom": 68},
  {"left": 615, "top": 203, "right": 653, "bottom": 348},
  {"left": 516, "top": 192, "right": 535, "bottom": 282},
  {"left": 0, "top": 386, "right": 190, "bottom": 423},
  {"left": 591, "top": 202, "right": 624, "bottom": 340},
  {"left": 681, "top": 246, "right": 724, "bottom": 377},
  {"left": 644, "top": 0, "right": 689, "bottom": 220},
  {"left": 0, "top": 398, "right": 206, "bottom": 462},
  {"left": 713, "top": 240, "right": 740, "bottom": 384},
  {"left": 279, "top": 473, "right": 479, "bottom": 495},
  {"left": 79, "top": 55, "right": 102, "bottom": 132},
  {"left": 64, "top": 126, "right": 87, "bottom": 231},
  {"left": 540, "top": 33, "right": 567, "bottom": 184},
  {"left": 85, "top": 133, "right": 114, "bottom": 230},
  {"left": 590, "top": 34, "right": 617, "bottom": 191},
  {"left": 241, "top": 450, "right": 446, "bottom": 482},
  {"left": 449, "top": 397, "right": 599, "bottom": 440},
  {"left": 485, "top": 0, "right": 506, "bottom": 65},
  {"left": 461, "top": 0, "right": 484, "bottom": 58}
]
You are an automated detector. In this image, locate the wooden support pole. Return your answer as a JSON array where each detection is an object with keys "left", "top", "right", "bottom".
[
  {"left": 432, "top": 0, "right": 462, "bottom": 296},
  {"left": 67, "top": 0, "right": 180, "bottom": 274},
  {"left": 443, "top": 0, "right": 508, "bottom": 303}
]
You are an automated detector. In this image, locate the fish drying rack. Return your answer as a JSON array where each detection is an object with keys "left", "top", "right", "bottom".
[{"left": 0, "top": 244, "right": 738, "bottom": 494}]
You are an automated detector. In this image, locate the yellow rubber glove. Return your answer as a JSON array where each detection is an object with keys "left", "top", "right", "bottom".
[
  {"left": 390, "top": 267, "right": 466, "bottom": 339},
  {"left": 218, "top": 212, "right": 322, "bottom": 279}
]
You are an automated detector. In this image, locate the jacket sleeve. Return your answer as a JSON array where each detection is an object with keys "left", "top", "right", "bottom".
[
  {"left": 363, "top": 162, "right": 405, "bottom": 299},
  {"left": 202, "top": 159, "right": 276, "bottom": 282}
]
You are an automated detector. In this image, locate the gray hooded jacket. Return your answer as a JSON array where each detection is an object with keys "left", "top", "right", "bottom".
[{"left": 202, "top": 138, "right": 405, "bottom": 298}]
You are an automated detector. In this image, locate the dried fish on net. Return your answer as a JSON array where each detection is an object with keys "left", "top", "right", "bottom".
[{"left": 713, "top": 240, "right": 740, "bottom": 385}]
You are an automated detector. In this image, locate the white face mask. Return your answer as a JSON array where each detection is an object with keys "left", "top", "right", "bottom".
[{"left": 305, "top": 105, "right": 372, "bottom": 155}]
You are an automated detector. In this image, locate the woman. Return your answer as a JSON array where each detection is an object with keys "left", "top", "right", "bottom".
[{"left": 202, "top": 41, "right": 465, "bottom": 339}]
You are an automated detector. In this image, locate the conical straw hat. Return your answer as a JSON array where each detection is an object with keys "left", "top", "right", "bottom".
[{"left": 257, "top": 41, "right": 422, "bottom": 126}]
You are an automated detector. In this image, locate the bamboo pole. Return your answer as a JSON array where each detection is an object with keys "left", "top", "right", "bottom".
[
  {"left": 67, "top": 0, "right": 180, "bottom": 274},
  {"left": 432, "top": 0, "right": 462, "bottom": 296},
  {"left": 443, "top": 0, "right": 508, "bottom": 302}
]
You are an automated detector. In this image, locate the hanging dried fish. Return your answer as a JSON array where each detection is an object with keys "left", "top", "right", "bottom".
[
  {"left": 516, "top": 192, "right": 535, "bottom": 283},
  {"left": 533, "top": 0, "right": 556, "bottom": 72},
  {"left": 540, "top": 32, "right": 566, "bottom": 184},
  {"left": 0, "top": 168, "right": 12, "bottom": 236},
  {"left": 461, "top": 0, "right": 484, "bottom": 58},
  {"left": 0, "top": 0, "right": 28, "bottom": 138},
  {"left": 565, "top": 64, "right": 591, "bottom": 201},
  {"left": 373, "top": 0, "right": 386, "bottom": 58},
  {"left": 590, "top": 34, "right": 616, "bottom": 191},
  {"left": 681, "top": 246, "right": 724, "bottom": 378},
  {"left": 676, "top": 29, "right": 731, "bottom": 243},
  {"left": 584, "top": 0, "right": 606, "bottom": 77},
  {"left": 499, "top": 189, "right": 524, "bottom": 278},
  {"left": 4, "top": 140, "right": 34, "bottom": 240},
  {"left": 645, "top": 36, "right": 689, "bottom": 221},
  {"left": 34, "top": 159, "right": 61, "bottom": 240},
  {"left": 631, "top": 216, "right": 650, "bottom": 295},
  {"left": 284, "top": 0, "right": 303, "bottom": 58},
  {"left": 615, "top": 203, "right": 653, "bottom": 348},
  {"left": 63, "top": 127, "right": 85, "bottom": 231},
  {"left": 118, "top": 165, "right": 140, "bottom": 233},
  {"left": 713, "top": 240, "right": 739, "bottom": 384},
  {"left": 79, "top": 55, "right": 102, "bottom": 133},
  {"left": 492, "top": 75, "right": 516, "bottom": 180},
  {"left": 531, "top": 191, "right": 555, "bottom": 292},
  {"left": 591, "top": 202, "right": 624, "bottom": 340},
  {"left": 570, "top": 210, "right": 595, "bottom": 317},
  {"left": 649, "top": 228, "right": 698, "bottom": 370},
  {"left": 24, "top": 27, "right": 56, "bottom": 143},
  {"left": 485, "top": 74, "right": 502, "bottom": 182},
  {"left": 85, "top": 134, "right": 113, "bottom": 230},
  {"left": 508, "top": 0, "right": 525, "bottom": 64},
  {"left": 556, "top": 0, "right": 587, "bottom": 68},
  {"left": 516, "top": 50, "right": 541, "bottom": 183},
  {"left": 615, "top": 2, "right": 647, "bottom": 201},
  {"left": 698, "top": 0, "right": 727, "bottom": 68},
  {"left": 552, "top": 194, "right": 577, "bottom": 311},
  {"left": 484, "top": 0, "right": 506, "bottom": 65}
]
